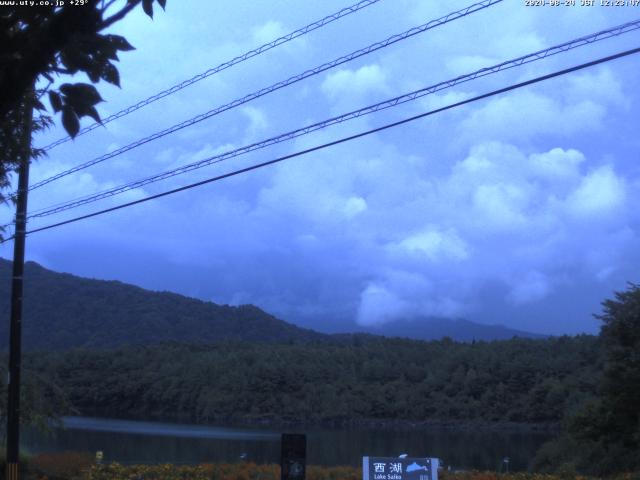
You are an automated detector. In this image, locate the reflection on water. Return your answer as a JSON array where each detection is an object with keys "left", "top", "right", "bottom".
[
  {"left": 22, "top": 416, "right": 553, "bottom": 471},
  {"left": 61, "top": 417, "right": 279, "bottom": 440}
]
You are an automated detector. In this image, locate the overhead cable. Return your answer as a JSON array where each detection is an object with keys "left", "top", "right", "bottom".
[
  {"left": 7, "top": 46, "right": 637, "bottom": 243},
  {"left": 28, "top": 0, "right": 503, "bottom": 192},
  {"left": 25, "top": 18, "right": 640, "bottom": 220},
  {"left": 40, "top": 0, "right": 385, "bottom": 151}
]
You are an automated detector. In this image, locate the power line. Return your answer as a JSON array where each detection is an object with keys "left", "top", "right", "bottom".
[
  {"left": 24, "top": 18, "right": 640, "bottom": 221},
  {"left": 40, "top": 0, "right": 385, "bottom": 151},
  {"left": 27, "top": 0, "right": 502, "bottom": 193},
  {"left": 7, "top": 46, "right": 637, "bottom": 243}
]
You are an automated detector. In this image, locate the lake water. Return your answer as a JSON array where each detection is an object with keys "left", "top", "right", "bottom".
[{"left": 22, "top": 416, "right": 553, "bottom": 472}]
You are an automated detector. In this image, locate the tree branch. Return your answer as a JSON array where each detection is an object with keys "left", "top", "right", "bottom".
[
  {"left": 100, "top": 0, "right": 140, "bottom": 30},
  {"left": 100, "top": 0, "right": 119, "bottom": 15},
  {"left": 51, "top": 66, "right": 72, "bottom": 74},
  {"left": 36, "top": 80, "right": 53, "bottom": 99}
]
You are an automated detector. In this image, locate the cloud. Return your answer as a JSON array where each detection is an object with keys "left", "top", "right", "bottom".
[
  {"left": 325, "top": 140, "right": 637, "bottom": 330},
  {"left": 391, "top": 227, "right": 469, "bottom": 262},
  {"left": 508, "top": 271, "right": 551, "bottom": 305},
  {"left": 566, "top": 165, "right": 626, "bottom": 219},
  {"left": 472, "top": 183, "right": 530, "bottom": 230},
  {"left": 241, "top": 106, "right": 269, "bottom": 140},
  {"left": 321, "top": 64, "right": 389, "bottom": 107},
  {"left": 252, "top": 20, "right": 286, "bottom": 45},
  {"left": 460, "top": 90, "right": 606, "bottom": 143},
  {"left": 455, "top": 66, "right": 626, "bottom": 147},
  {"left": 355, "top": 270, "right": 465, "bottom": 327},
  {"left": 356, "top": 283, "right": 409, "bottom": 326},
  {"left": 529, "top": 148, "right": 585, "bottom": 180},
  {"left": 565, "top": 68, "right": 627, "bottom": 109},
  {"left": 343, "top": 196, "right": 367, "bottom": 218}
]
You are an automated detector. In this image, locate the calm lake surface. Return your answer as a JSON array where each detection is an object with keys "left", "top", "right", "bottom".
[{"left": 22, "top": 416, "right": 553, "bottom": 471}]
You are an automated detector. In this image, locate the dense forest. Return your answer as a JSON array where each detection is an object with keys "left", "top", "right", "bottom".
[{"left": 14, "top": 335, "right": 601, "bottom": 427}]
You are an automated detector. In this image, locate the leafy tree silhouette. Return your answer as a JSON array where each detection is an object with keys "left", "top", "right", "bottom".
[
  {"left": 0, "top": 0, "right": 167, "bottom": 203},
  {"left": 570, "top": 283, "right": 640, "bottom": 474}
]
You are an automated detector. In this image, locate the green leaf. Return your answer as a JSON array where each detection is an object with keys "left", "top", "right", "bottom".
[
  {"left": 61, "top": 106, "right": 79, "bottom": 138},
  {"left": 60, "top": 83, "right": 103, "bottom": 106},
  {"left": 81, "top": 106, "right": 101, "bottom": 124},
  {"left": 33, "top": 98, "right": 46, "bottom": 111},
  {"left": 48, "top": 91, "right": 62, "bottom": 112},
  {"left": 86, "top": 66, "right": 101, "bottom": 83},
  {"left": 59, "top": 51, "right": 81, "bottom": 74},
  {"left": 97, "top": 37, "right": 119, "bottom": 61},
  {"left": 59, "top": 84, "right": 73, "bottom": 96},
  {"left": 106, "top": 34, "right": 135, "bottom": 52},
  {"left": 100, "top": 63, "right": 120, "bottom": 87},
  {"left": 59, "top": 45, "right": 92, "bottom": 73},
  {"left": 142, "top": 0, "right": 153, "bottom": 18}
]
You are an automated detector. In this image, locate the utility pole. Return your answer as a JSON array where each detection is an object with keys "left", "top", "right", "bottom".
[{"left": 5, "top": 89, "right": 33, "bottom": 480}]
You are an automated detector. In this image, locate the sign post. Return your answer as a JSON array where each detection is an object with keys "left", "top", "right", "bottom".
[
  {"left": 363, "top": 457, "right": 439, "bottom": 480},
  {"left": 281, "top": 433, "right": 306, "bottom": 480}
]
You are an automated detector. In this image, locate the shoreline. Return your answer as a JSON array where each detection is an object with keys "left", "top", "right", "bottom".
[{"left": 70, "top": 411, "right": 561, "bottom": 433}]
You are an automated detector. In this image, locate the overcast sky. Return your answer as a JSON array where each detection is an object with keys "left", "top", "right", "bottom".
[{"left": 2, "top": 0, "right": 639, "bottom": 335}]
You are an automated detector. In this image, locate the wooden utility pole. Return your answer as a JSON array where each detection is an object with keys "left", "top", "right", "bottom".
[{"left": 5, "top": 90, "right": 33, "bottom": 480}]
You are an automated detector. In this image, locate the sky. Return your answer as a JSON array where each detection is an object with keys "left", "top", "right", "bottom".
[{"left": 2, "top": 0, "right": 639, "bottom": 335}]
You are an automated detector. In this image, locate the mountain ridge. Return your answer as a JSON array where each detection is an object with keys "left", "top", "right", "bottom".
[
  {"left": 0, "top": 258, "right": 543, "bottom": 350},
  {"left": 0, "top": 258, "right": 326, "bottom": 350},
  {"left": 354, "top": 317, "right": 546, "bottom": 341}
]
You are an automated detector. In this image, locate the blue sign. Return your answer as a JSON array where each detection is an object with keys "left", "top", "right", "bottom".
[{"left": 362, "top": 457, "right": 438, "bottom": 480}]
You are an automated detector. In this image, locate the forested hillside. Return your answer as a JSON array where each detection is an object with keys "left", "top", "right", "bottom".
[
  {"left": 22, "top": 335, "right": 601, "bottom": 427},
  {"left": 0, "top": 259, "right": 325, "bottom": 350}
]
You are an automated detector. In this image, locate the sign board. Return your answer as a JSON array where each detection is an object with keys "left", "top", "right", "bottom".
[
  {"left": 281, "top": 433, "right": 306, "bottom": 480},
  {"left": 363, "top": 457, "right": 439, "bottom": 480}
]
